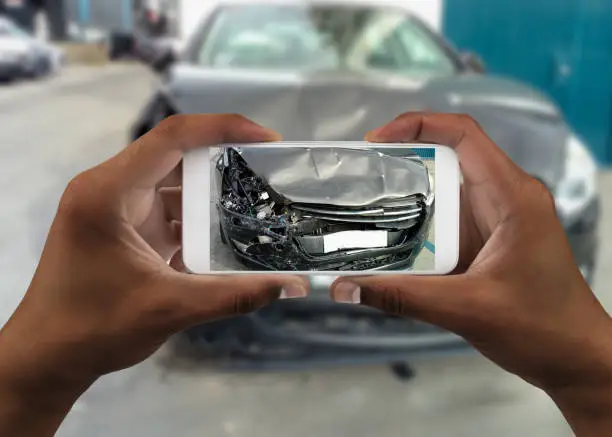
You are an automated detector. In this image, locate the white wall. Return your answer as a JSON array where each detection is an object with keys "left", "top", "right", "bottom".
[
  {"left": 178, "top": 0, "right": 443, "bottom": 42},
  {"left": 407, "top": 0, "right": 443, "bottom": 30},
  {"left": 313, "top": 1, "right": 444, "bottom": 30},
  {"left": 178, "top": 0, "right": 216, "bottom": 41}
]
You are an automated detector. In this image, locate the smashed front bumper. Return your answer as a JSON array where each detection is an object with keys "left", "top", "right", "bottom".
[
  {"left": 0, "top": 60, "right": 24, "bottom": 79},
  {"left": 181, "top": 295, "right": 469, "bottom": 371},
  {"left": 219, "top": 202, "right": 433, "bottom": 272}
]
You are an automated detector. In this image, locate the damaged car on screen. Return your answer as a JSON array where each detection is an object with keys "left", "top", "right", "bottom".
[{"left": 216, "top": 147, "right": 434, "bottom": 271}]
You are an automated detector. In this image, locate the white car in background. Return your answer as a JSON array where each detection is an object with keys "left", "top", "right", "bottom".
[{"left": 0, "top": 16, "right": 65, "bottom": 81}]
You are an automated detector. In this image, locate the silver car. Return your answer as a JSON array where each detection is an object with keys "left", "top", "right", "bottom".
[
  {"left": 0, "top": 16, "right": 64, "bottom": 80},
  {"left": 131, "top": 0, "right": 600, "bottom": 370}
]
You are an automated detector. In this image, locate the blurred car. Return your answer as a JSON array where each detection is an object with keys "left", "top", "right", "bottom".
[
  {"left": 0, "top": 16, "right": 64, "bottom": 80},
  {"left": 131, "top": 0, "right": 600, "bottom": 368},
  {"left": 215, "top": 147, "right": 434, "bottom": 271},
  {"left": 108, "top": 26, "right": 181, "bottom": 65}
]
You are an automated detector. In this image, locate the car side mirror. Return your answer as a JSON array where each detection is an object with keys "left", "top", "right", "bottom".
[
  {"left": 151, "top": 48, "right": 177, "bottom": 74},
  {"left": 459, "top": 52, "right": 487, "bottom": 74}
]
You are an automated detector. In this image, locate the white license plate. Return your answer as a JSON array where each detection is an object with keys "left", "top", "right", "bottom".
[{"left": 323, "top": 231, "right": 388, "bottom": 254}]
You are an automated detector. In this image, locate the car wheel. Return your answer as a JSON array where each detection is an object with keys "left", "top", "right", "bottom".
[
  {"left": 108, "top": 32, "right": 135, "bottom": 60},
  {"left": 151, "top": 98, "right": 173, "bottom": 127},
  {"left": 33, "top": 58, "right": 51, "bottom": 79},
  {"left": 219, "top": 223, "right": 228, "bottom": 245}
]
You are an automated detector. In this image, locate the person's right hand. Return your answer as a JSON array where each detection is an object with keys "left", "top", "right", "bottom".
[{"left": 331, "top": 113, "right": 612, "bottom": 436}]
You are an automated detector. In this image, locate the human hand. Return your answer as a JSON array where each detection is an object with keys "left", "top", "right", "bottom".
[
  {"left": 331, "top": 113, "right": 612, "bottom": 436},
  {"left": 0, "top": 114, "right": 308, "bottom": 436}
]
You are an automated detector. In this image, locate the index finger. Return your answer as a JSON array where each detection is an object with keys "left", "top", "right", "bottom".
[
  {"left": 365, "top": 112, "right": 526, "bottom": 193},
  {"left": 109, "top": 114, "right": 281, "bottom": 189}
]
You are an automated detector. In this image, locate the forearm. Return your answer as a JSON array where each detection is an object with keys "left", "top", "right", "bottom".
[
  {"left": 552, "top": 385, "right": 612, "bottom": 437},
  {"left": 0, "top": 377, "right": 88, "bottom": 437},
  {"left": 0, "top": 316, "right": 93, "bottom": 437},
  {"left": 548, "top": 340, "right": 612, "bottom": 437}
]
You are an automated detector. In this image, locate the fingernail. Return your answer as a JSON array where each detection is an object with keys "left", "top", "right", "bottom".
[
  {"left": 263, "top": 130, "right": 282, "bottom": 141},
  {"left": 364, "top": 130, "right": 381, "bottom": 142},
  {"left": 280, "top": 284, "right": 307, "bottom": 300},
  {"left": 365, "top": 125, "right": 388, "bottom": 141},
  {"left": 250, "top": 124, "right": 282, "bottom": 141},
  {"left": 333, "top": 282, "right": 361, "bottom": 304}
]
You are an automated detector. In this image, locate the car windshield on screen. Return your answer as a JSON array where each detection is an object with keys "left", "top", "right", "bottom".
[{"left": 197, "top": 5, "right": 457, "bottom": 75}]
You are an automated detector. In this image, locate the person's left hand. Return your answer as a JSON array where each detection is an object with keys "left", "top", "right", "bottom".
[{"left": 0, "top": 115, "right": 309, "bottom": 430}]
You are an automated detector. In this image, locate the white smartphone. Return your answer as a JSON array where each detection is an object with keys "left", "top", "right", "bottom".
[{"left": 183, "top": 142, "right": 460, "bottom": 275}]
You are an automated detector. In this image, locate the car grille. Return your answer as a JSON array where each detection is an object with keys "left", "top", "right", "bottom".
[{"left": 292, "top": 195, "right": 425, "bottom": 228}]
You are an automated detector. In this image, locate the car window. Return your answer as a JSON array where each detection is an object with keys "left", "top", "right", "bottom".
[
  {"left": 197, "top": 6, "right": 342, "bottom": 69},
  {"left": 345, "top": 12, "right": 456, "bottom": 75},
  {"left": 0, "top": 19, "right": 29, "bottom": 38},
  {"left": 193, "top": 5, "right": 457, "bottom": 75}
]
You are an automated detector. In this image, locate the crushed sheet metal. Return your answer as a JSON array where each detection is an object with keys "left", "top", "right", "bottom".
[{"left": 236, "top": 147, "right": 430, "bottom": 207}]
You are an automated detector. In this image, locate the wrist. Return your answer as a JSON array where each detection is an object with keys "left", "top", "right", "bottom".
[
  {"left": 0, "top": 353, "right": 94, "bottom": 411},
  {"left": 549, "top": 383, "right": 612, "bottom": 437},
  {"left": 546, "top": 344, "right": 612, "bottom": 436},
  {"left": 0, "top": 313, "right": 96, "bottom": 431},
  {"left": 0, "top": 365, "right": 92, "bottom": 437}
]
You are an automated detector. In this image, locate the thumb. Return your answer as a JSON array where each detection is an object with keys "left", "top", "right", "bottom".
[{"left": 330, "top": 275, "right": 485, "bottom": 333}]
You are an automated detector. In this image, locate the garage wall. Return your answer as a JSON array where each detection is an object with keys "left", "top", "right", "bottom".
[
  {"left": 443, "top": 0, "right": 612, "bottom": 165},
  {"left": 63, "top": 0, "right": 133, "bottom": 31},
  {"left": 177, "top": 0, "right": 218, "bottom": 40},
  {"left": 404, "top": 0, "right": 443, "bottom": 31}
]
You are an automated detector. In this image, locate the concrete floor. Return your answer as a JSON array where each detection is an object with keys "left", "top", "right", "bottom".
[{"left": 1, "top": 65, "right": 610, "bottom": 437}]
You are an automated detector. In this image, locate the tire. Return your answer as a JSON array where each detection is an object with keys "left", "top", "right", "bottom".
[
  {"left": 108, "top": 32, "right": 135, "bottom": 60},
  {"left": 150, "top": 98, "right": 174, "bottom": 127},
  {"left": 131, "top": 98, "right": 175, "bottom": 142},
  {"left": 32, "top": 58, "right": 51, "bottom": 79}
]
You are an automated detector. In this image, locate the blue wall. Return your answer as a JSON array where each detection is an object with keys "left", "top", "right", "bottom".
[
  {"left": 65, "top": 0, "right": 134, "bottom": 31},
  {"left": 444, "top": 0, "right": 612, "bottom": 165}
]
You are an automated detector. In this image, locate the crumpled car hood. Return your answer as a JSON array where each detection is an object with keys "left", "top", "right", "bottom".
[{"left": 236, "top": 147, "right": 430, "bottom": 207}]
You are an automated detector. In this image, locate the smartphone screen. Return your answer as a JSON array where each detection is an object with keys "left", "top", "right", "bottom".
[{"left": 183, "top": 143, "right": 459, "bottom": 275}]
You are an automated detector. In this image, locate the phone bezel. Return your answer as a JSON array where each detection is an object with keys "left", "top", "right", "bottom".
[{"left": 183, "top": 142, "right": 460, "bottom": 275}]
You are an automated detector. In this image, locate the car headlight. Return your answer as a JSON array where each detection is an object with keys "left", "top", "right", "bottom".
[
  {"left": 0, "top": 50, "right": 19, "bottom": 62},
  {"left": 555, "top": 134, "right": 598, "bottom": 220}
]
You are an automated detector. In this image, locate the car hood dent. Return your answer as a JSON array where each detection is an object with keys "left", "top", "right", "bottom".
[{"left": 236, "top": 147, "right": 430, "bottom": 207}]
